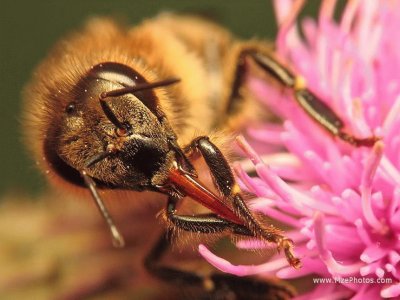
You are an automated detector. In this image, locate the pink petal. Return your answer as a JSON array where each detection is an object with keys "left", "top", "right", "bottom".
[
  {"left": 198, "top": 244, "right": 289, "bottom": 276},
  {"left": 360, "top": 243, "right": 389, "bottom": 264},
  {"left": 361, "top": 141, "right": 387, "bottom": 233},
  {"left": 381, "top": 282, "right": 400, "bottom": 298},
  {"left": 314, "top": 212, "right": 364, "bottom": 275}
]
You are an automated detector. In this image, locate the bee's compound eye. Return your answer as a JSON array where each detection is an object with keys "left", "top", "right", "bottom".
[{"left": 65, "top": 102, "right": 76, "bottom": 114}]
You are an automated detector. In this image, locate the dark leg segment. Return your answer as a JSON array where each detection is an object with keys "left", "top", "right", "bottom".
[
  {"left": 250, "top": 52, "right": 377, "bottom": 146},
  {"left": 166, "top": 194, "right": 253, "bottom": 236},
  {"left": 185, "top": 136, "right": 235, "bottom": 197},
  {"left": 245, "top": 51, "right": 377, "bottom": 147},
  {"left": 226, "top": 52, "right": 247, "bottom": 116},
  {"left": 185, "top": 137, "right": 301, "bottom": 268}
]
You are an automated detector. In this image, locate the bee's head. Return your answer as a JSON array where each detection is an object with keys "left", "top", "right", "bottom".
[{"left": 47, "top": 62, "right": 180, "bottom": 189}]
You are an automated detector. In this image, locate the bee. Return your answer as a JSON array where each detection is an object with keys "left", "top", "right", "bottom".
[{"left": 23, "top": 13, "right": 376, "bottom": 298}]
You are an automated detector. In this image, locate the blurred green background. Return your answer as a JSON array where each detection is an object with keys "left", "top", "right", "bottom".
[{"left": 0, "top": 1, "right": 320, "bottom": 196}]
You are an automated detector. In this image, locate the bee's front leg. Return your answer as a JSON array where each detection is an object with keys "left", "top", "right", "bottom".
[
  {"left": 184, "top": 136, "right": 301, "bottom": 269},
  {"left": 144, "top": 137, "right": 297, "bottom": 298}
]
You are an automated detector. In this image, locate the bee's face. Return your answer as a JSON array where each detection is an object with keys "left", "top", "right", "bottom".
[{"left": 48, "top": 62, "right": 175, "bottom": 189}]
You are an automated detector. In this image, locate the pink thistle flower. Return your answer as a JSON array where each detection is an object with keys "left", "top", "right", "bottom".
[{"left": 199, "top": 0, "right": 400, "bottom": 298}]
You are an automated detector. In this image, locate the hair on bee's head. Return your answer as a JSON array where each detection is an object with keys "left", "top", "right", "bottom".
[{"left": 22, "top": 18, "right": 173, "bottom": 194}]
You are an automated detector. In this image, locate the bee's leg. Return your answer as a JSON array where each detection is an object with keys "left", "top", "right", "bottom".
[
  {"left": 145, "top": 199, "right": 295, "bottom": 299},
  {"left": 165, "top": 193, "right": 253, "bottom": 236},
  {"left": 184, "top": 136, "right": 301, "bottom": 269},
  {"left": 238, "top": 50, "right": 377, "bottom": 146}
]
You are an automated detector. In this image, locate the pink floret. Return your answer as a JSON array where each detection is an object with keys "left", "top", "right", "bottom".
[{"left": 199, "top": 1, "right": 400, "bottom": 298}]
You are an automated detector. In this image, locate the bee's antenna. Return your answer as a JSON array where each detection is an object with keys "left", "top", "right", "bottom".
[
  {"left": 100, "top": 77, "right": 181, "bottom": 99},
  {"left": 81, "top": 170, "right": 125, "bottom": 248},
  {"left": 99, "top": 99, "right": 126, "bottom": 131},
  {"left": 99, "top": 77, "right": 180, "bottom": 131}
]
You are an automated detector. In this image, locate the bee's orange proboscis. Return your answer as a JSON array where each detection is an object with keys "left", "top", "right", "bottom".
[{"left": 168, "top": 168, "right": 243, "bottom": 225}]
